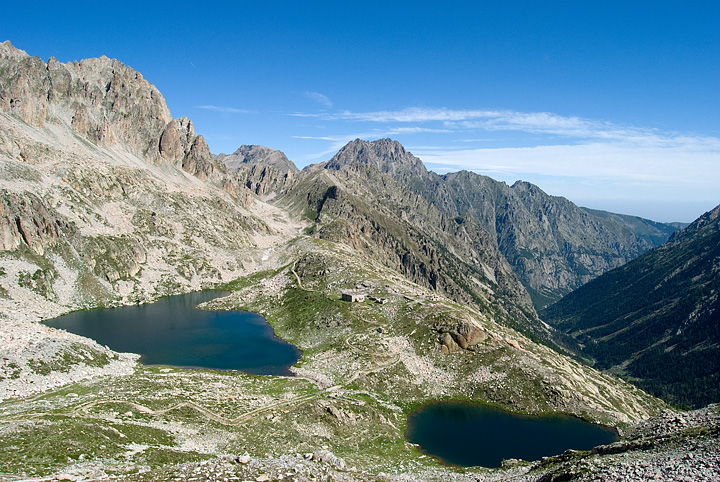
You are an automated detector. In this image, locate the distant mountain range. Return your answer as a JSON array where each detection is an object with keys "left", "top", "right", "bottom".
[
  {"left": 296, "top": 138, "right": 680, "bottom": 309},
  {"left": 2, "top": 39, "right": 719, "bottom": 481}
]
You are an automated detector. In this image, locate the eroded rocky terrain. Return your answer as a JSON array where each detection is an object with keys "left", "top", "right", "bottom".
[{"left": 1, "top": 41, "right": 718, "bottom": 481}]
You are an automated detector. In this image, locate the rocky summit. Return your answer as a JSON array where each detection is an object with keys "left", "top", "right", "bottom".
[
  {"left": 0, "top": 42, "right": 718, "bottom": 482},
  {"left": 313, "top": 138, "right": 680, "bottom": 310}
]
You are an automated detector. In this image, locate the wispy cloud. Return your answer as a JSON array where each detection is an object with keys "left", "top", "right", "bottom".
[
  {"left": 286, "top": 105, "right": 719, "bottom": 220},
  {"left": 292, "top": 106, "right": 720, "bottom": 157},
  {"left": 292, "top": 106, "right": 720, "bottom": 148},
  {"left": 196, "top": 105, "right": 255, "bottom": 114},
  {"left": 417, "top": 142, "right": 717, "bottom": 183},
  {"left": 304, "top": 91, "right": 333, "bottom": 108},
  {"left": 294, "top": 105, "right": 719, "bottom": 200},
  {"left": 386, "top": 127, "right": 453, "bottom": 135},
  {"left": 326, "top": 107, "right": 502, "bottom": 123}
]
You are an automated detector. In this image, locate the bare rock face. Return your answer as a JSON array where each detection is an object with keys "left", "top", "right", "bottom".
[
  {"left": 158, "top": 117, "right": 220, "bottom": 180},
  {"left": 0, "top": 41, "right": 171, "bottom": 161},
  {"left": 182, "top": 134, "right": 219, "bottom": 181},
  {"left": 435, "top": 313, "right": 489, "bottom": 353},
  {"left": 81, "top": 236, "right": 147, "bottom": 283},
  {"left": 217, "top": 145, "right": 298, "bottom": 196},
  {"left": 323, "top": 138, "right": 425, "bottom": 180},
  {"left": 0, "top": 190, "right": 72, "bottom": 255},
  {"left": 159, "top": 117, "right": 195, "bottom": 162},
  {"left": 0, "top": 52, "right": 49, "bottom": 128},
  {"left": 0, "top": 40, "right": 253, "bottom": 210},
  {"left": 243, "top": 164, "right": 293, "bottom": 196},
  {"left": 217, "top": 145, "right": 298, "bottom": 174}
]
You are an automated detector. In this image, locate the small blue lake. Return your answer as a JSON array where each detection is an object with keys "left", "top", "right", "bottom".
[
  {"left": 44, "top": 291, "right": 301, "bottom": 376},
  {"left": 405, "top": 401, "right": 618, "bottom": 467}
]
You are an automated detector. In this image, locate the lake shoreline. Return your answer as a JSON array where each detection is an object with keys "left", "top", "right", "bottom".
[
  {"left": 405, "top": 399, "right": 620, "bottom": 468},
  {"left": 44, "top": 290, "right": 302, "bottom": 376}
]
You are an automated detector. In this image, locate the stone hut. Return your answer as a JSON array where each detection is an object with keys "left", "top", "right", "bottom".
[{"left": 341, "top": 291, "right": 365, "bottom": 303}]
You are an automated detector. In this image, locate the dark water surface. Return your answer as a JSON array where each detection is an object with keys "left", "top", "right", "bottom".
[
  {"left": 405, "top": 401, "right": 618, "bottom": 467},
  {"left": 44, "top": 291, "right": 301, "bottom": 376}
]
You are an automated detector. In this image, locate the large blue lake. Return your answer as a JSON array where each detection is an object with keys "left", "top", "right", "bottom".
[
  {"left": 405, "top": 401, "right": 618, "bottom": 467},
  {"left": 44, "top": 291, "right": 301, "bottom": 376}
]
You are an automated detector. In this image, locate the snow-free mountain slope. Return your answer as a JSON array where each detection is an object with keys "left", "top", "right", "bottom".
[
  {"left": 318, "top": 138, "right": 679, "bottom": 309},
  {"left": 542, "top": 204, "right": 720, "bottom": 408}
]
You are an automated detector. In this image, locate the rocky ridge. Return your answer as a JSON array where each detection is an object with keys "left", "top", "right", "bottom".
[
  {"left": 0, "top": 43, "right": 714, "bottom": 482},
  {"left": 217, "top": 145, "right": 299, "bottom": 197},
  {"left": 320, "top": 139, "right": 679, "bottom": 309}
]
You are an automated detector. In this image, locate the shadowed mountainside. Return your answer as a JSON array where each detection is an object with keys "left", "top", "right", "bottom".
[
  {"left": 3, "top": 41, "right": 716, "bottom": 482},
  {"left": 542, "top": 204, "right": 720, "bottom": 408},
  {"left": 311, "top": 138, "right": 679, "bottom": 309}
]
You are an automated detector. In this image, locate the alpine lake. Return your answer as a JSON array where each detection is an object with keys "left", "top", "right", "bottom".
[
  {"left": 45, "top": 291, "right": 619, "bottom": 468},
  {"left": 406, "top": 400, "right": 619, "bottom": 468},
  {"left": 44, "top": 291, "right": 301, "bottom": 376}
]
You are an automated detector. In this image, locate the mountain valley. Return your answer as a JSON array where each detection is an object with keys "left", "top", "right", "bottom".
[
  {"left": 542, "top": 204, "right": 720, "bottom": 409},
  {"left": 0, "top": 41, "right": 718, "bottom": 482}
]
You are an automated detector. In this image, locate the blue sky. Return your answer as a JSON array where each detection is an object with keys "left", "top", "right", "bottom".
[{"left": 2, "top": 1, "right": 718, "bottom": 222}]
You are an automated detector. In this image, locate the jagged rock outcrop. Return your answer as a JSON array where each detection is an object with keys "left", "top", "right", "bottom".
[
  {"left": 542, "top": 204, "right": 720, "bottom": 408},
  {"left": 318, "top": 138, "right": 678, "bottom": 309},
  {"left": 0, "top": 40, "right": 235, "bottom": 189},
  {"left": 158, "top": 117, "right": 221, "bottom": 181},
  {"left": 0, "top": 190, "right": 73, "bottom": 255},
  {"left": 0, "top": 41, "right": 172, "bottom": 160},
  {"left": 217, "top": 145, "right": 298, "bottom": 196},
  {"left": 159, "top": 117, "right": 195, "bottom": 161},
  {"left": 433, "top": 311, "right": 489, "bottom": 353}
]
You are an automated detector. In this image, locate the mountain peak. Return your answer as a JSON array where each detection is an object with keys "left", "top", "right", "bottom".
[
  {"left": 323, "top": 138, "right": 427, "bottom": 177},
  {"left": 0, "top": 40, "right": 173, "bottom": 161},
  {"left": 217, "top": 145, "right": 298, "bottom": 173}
]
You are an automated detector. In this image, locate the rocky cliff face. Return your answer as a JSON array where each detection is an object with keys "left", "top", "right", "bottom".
[
  {"left": 276, "top": 158, "right": 573, "bottom": 352},
  {"left": 441, "top": 174, "right": 664, "bottom": 307},
  {"left": 0, "top": 41, "right": 170, "bottom": 158},
  {"left": 0, "top": 41, "right": 287, "bottom": 319},
  {"left": 0, "top": 41, "right": 234, "bottom": 187},
  {"left": 542, "top": 204, "right": 720, "bottom": 408},
  {"left": 217, "top": 145, "right": 298, "bottom": 197},
  {"left": 317, "top": 139, "right": 677, "bottom": 309},
  {"left": 0, "top": 190, "right": 72, "bottom": 255}
]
